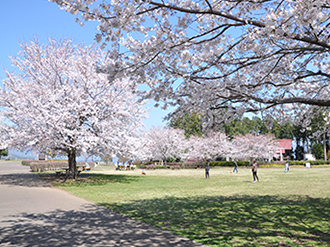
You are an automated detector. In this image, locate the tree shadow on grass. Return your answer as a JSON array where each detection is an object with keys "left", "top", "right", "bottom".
[
  {"left": 0, "top": 204, "right": 204, "bottom": 247},
  {"left": 101, "top": 195, "right": 330, "bottom": 246},
  {"left": 39, "top": 173, "right": 141, "bottom": 187},
  {"left": 0, "top": 173, "right": 52, "bottom": 188},
  {"left": 0, "top": 172, "right": 141, "bottom": 188}
]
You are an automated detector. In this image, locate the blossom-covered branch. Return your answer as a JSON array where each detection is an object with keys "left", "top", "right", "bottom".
[{"left": 50, "top": 0, "right": 330, "bottom": 129}]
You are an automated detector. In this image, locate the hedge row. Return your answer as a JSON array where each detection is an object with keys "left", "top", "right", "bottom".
[
  {"left": 26, "top": 160, "right": 68, "bottom": 172},
  {"left": 22, "top": 160, "right": 96, "bottom": 172},
  {"left": 209, "top": 161, "right": 251, "bottom": 167},
  {"left": 137, "top": 163, "right": 182, "bottom": 169},
  {"left": 211, "top": 160, "right": 330, "bottom": 167},
  {"left": 137, "top": 160, "right": 330, "bottom": 169},
  {"left": 137, "top": 161, "right": 251, "bottom": 169},
  {"left": 137, "top": 162, "right": 201, "bottom": 169},
  {"left": 287, "top": 160, "right": 330, "bottom": 166}
]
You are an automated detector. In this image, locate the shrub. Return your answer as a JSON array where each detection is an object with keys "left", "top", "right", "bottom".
[
  {"left": 209, "top": 161, "right": 250, "bottom": 167},
  {"left": 287, "top": 160, "right": 330, "bottom": 166},
  {"left": 22, "top": 160, "right": 35, "bottom": 166},
  {"left": 131, "top": 159, "right": 330, "bottom": 169},
  {"left": 29, "top": 160, "right": 68, "bottom": 172},
  {"left": 181, "top": 162, "right": 204, "bottom": 169},
  {"left": 259, "top": 164, "right": 285, "bottom": 168}
]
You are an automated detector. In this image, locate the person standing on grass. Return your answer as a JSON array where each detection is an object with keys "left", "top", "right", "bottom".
[
  {"left": 205, "top": 165, "right": 210, "bottom": 179},
  {"left": 233, "top": 160, "right": 238, "bottom": 173},
  {"left": 285, "top": 162, "right": 290, "bottom": 172},
  {"left": 252, "top": 160, "right": 259, "bottom": 182}
]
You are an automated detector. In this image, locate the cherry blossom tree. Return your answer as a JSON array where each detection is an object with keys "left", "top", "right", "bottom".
[
  {"left": 141, "top": 126, "right": 187, "bottom": 167},
  {"left": 187, "top": 132, "right": 230, "bottom": 164},
  {"left": 0, "top": 38, "right": 147, "bottom": 179},
  {"left": 50, "top": 0, "right": 330, "bottom": 130},
  {"left": 231, "top": 134, "right": 279, "bottom": 162}
]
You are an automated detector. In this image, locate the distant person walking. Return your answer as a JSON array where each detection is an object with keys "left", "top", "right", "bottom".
[
  {"left": 252, "top": 160, "right": 259, "bottom": 182},
  {"left": 233, "top": 160, "right": 238, "bottom": 173},
  {"left": 285, "top": 162, "right": 290, "bottom": 172},
  {"left": 205, "top": 165, "right": 210, "bottom": 179}
]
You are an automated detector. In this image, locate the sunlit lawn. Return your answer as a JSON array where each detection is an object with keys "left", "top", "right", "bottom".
[{"left": 42, "top": 166, "right": 330, "bottom": 246}]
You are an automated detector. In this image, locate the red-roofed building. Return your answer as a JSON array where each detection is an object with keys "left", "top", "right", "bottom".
[{"left": 275, "top": 139, "right": 293, "bottom": 160}]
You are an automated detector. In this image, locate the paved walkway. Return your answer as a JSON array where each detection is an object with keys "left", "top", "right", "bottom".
[{"left": 0, "top": 161, "right": 205, "bottom": 247}]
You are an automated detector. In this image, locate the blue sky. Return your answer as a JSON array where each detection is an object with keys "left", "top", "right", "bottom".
[{"left": 0, "top": 0, "right": 170, "bottom": 130}]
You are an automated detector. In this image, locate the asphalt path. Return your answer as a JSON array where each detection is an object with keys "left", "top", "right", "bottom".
[{"left": 0, "top": 161, "right": 205, "bottom": 247}]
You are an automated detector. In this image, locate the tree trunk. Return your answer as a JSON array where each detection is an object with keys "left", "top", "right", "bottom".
[
  {"left": 68, "top": 149, "right": 77, "bottom": 179},
  {"left": 306, "top": 137, "right": 310, "bottom": 154},
  {"left": 324, "top": 132, "right": 327, "bottom": 161}
]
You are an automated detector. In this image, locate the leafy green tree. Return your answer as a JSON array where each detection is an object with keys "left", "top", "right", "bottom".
[
  {"left": 223, "top": 116, "right": 265, "bottom": 138},
  {"left": 0, "top": 148, "right": 8, "bottom": 160},
  {"left": 168, "top": 112, "right": 203, "bottom": 138},
  {"left": 308, "top": 109, "right": 329, "bottom": 159},
  {"left": 311, "top": 143, "right": 324, "bottom": 160},
  {"left": 269, "top": 122, "right": 294, "bottom": 139},
  {"left": 291, "top": 109, "right": 327, "bottom": 160},
  {"left": 169, "top": 110, "right": 328, "bottom": 161},
  {"left": 295, "top": 145, "right": 304, "bottom": 161}
]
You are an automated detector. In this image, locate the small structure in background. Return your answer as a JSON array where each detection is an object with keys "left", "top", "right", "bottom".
[
  {"left": 37, "top": 153, "right": 48, "bottom": 161},
  {"left": 303, "top": 153, "right": 316, "bottom": 161},
  {"left": 275, "top": 139, "right": 293, "bottom": 161}
]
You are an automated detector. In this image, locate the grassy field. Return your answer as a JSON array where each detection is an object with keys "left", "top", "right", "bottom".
[{"left": 42, "top": 166, "right": 330, "bottom": 246}]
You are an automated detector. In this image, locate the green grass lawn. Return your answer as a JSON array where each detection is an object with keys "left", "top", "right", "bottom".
[{"left": 44, "top": 166, "right": 330, "bottom": 246}]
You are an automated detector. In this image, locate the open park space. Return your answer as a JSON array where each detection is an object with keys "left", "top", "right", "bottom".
[
  {"left": 1, "top": 1, "right": 330, "bottom": 246},
  {"left": 0, "top": 161, "right": 205, "bottom": 247},
  {"left": 41, "top": 165, "right": 330, "bottom": 246}
]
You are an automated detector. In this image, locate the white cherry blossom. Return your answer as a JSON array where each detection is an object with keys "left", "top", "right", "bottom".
[
  {"left": 49, "top": 0, "right": 330, "bottom": 129},
  {"left": 0, "top": 38, "right": 147, "bottom": 178},
  {"left": 139, "top": 126, "right": 187, "bottom": 167}
]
